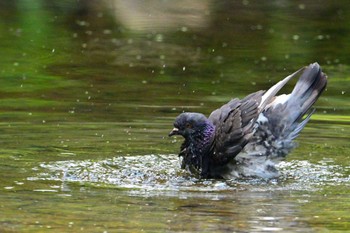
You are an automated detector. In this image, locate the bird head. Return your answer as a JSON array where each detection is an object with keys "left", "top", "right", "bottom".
[{"left": 169, "top": 112, "right": 210, "bottom": 138}]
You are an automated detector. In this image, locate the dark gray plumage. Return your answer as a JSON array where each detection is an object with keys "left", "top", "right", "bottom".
[{"left": 169, "top": 63, "right": 327, "bottom": 179}]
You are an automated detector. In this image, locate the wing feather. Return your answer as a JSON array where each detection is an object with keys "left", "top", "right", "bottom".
[
  {"left": 208, "top": 91, "right": 264, "bottom": 165},
  {"left": 243, "top": 63, "right": 327, "bottom": 161}
]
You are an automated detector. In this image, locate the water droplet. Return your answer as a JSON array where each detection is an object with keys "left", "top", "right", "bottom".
[
  {"left": 316, "top": 35, "right": 324, "bottom": 40},
  {"left": 182, "top": 66, "right": 186, "bottom": 71},
  {"left": 293, "top": 35, "right": 299, "bottom": 40},
  {"left": 76, "top": 20, "right": 88, "bottom": 26},
  {"left": 103, "top": 29, "right": 111, "bottom": 34},
  {"left": 155, "top": 34, "right": 163, "bottom": 42}
]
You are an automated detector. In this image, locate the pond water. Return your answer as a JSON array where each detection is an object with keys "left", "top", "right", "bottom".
[{"left": 1, "top": 0, "right": 350, "bottom": 232}]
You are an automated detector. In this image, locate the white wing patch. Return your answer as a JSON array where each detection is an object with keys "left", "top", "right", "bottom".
[
  {"left": 266, "top": 94, "right": 291, "bottom": 109},
  {"left": 256, "top": 112, "right": 268, "bottom": 124}
]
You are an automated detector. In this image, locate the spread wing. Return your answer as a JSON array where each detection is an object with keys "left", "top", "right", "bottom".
[
  {"left": 243, "top": 63, "right": 328, "bottom": 160},
  {"left": 206, "top": 66, "right": 306, "bottom": 167},
  {"left": 208, "top": 91, "right": 264, "bottom": 165}
]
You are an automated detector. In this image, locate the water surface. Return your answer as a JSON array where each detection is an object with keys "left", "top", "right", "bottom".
[{"left": 0, "top": 1, "right": 350, "bottom": 232}]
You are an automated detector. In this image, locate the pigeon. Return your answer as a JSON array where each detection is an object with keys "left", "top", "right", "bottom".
[{"left": 169, "top": 63, "right": 327, "bottom": 179}]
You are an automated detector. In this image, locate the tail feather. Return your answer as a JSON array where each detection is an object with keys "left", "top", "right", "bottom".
[
  {"left": 270, "top": 62, "right": 327, "bottom": 141},
  {"left": 287, "top": 63, "right": 327, "bottom": 123},
  {"left": 288, "top": 109, "right": 315, "bottom": 140}
]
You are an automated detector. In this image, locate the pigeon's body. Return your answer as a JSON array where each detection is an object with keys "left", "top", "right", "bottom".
[{"left": 169, "top": 63, "right": 327, "bottom": 179}]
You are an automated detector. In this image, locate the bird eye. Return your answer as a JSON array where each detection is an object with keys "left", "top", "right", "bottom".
[{"left": 185, "top": 123, "right": 192, "bottom": 128}]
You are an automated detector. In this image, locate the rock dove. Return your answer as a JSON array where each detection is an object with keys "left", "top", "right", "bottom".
[{"left": 169, "top": 63, "right": 327, "bottom": 179}]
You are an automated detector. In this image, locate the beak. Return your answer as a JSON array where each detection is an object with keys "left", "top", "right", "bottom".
[{"left": 169, "top": 127, "right": 180, "bottom": 137}]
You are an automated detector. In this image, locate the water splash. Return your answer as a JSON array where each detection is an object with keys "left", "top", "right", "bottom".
[{"left": 29, "top": 154, "right": 350, "bottom": 196}]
